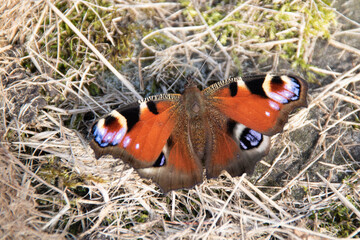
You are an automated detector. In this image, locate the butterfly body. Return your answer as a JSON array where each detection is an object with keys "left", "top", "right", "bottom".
[
  {"left": 90, "top": 74, "right": 308, "bottom": 192},
  {"left": 179, "top": 85, "right": 211, "bottom": 163}
]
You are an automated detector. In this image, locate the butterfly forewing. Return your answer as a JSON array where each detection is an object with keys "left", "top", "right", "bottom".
[
  {"left": 91, "top": 94, "right": 180, "bottom": 168},
  {"left": 204, "top": 74, "right": 308, "bottom": 135}
]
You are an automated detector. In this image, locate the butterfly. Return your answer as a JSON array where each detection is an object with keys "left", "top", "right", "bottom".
[{"left": 90, "top": 74, "right": 308, "bottom": 192}]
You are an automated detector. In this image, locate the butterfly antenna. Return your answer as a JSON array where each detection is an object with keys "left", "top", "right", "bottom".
[
  {"left": 197, "top": 33, "right": 223, "bottom": 78},
  {"left": 152, "top": 39, "right": 188, "bottom": 87}
]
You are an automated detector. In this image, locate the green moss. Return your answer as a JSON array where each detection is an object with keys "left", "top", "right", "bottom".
[
  {"left": 142, "top": 32, "right": 174, "bottom": 52},
  {"left": 37, "top": 157, "right": 104, "bottom": 190},
  {"left": 309, "top": 201, "right": 360, "bottom": 237},
  {"left": 86, "top": 82, "right": 103, "bottom": 96},
  {"left": 180, "top": 0, "right": 336, "bottom": 74},
  {"left": 38, "top": 0, "right": 147, "bottom": 77},
  {"left": 21, "top": 57, "right": 37, "bottom": 73},
  {"left": 67, "top": 220, "right": 83, "bottom": 236},
  {"left": 135, "top": 212, "right": 150, "bottom": 223},
  {"left": 351, "top": 110, "right": 360, "bottom": 130}
]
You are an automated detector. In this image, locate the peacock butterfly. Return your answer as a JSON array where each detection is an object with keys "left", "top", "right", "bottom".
[{"left": 90, "top": 74, "right": 308, "bottom": 192}]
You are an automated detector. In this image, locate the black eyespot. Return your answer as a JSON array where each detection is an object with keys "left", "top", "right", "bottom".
[
  {"left": 167, "top": 137, "right": 173, "bottom": 148},
  {"left": 227, "top": 119, "right": 237, "bottom": 135},
  {"left": 245, "top": 76, "right": 267, "bottom": 98},
  {"left": 153, "top": 152, "right": 166, "bottom": 167},
  {"left": 229, "top": 82, "right": 238, "bottom": 97},
  {"left": 146, "top": 101, "right": 159, "bottom": 115},
  {"left": 239, "top": 128, "right": 263, "bottom": 150},
  {"left": 104, "top": 115, "right": 117, "bottom": 126},
  {"left": 271, "top": 76, "right": 283, "bottom": 84},
  {"left": 120, "top": 105, "right": 140, "bottom": 132}
]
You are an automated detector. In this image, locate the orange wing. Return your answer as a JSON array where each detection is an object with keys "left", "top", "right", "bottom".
[
  {"left": 206, "top": 118, "right": 270, "bottom": 178},
  {"left": 90, "top": 95, "right": 180, "bottom": 168},
  {"left": 137, "top": 123, "right": 203, "bottom": 192},
  {"left": 90, "top": 94, "right": 203, "bottom": 192},
  {"left": 204, "top": 74, "right": 308, "bottom": 135},
  {"left": 90, "top": 74, "right": 308, "bottom": 191},
  {"left": 204, "top": 74, "right": 307, "bottom": 178}
]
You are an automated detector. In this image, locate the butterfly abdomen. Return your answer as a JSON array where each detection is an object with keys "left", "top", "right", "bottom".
[{"left": 179, "top": 86, "right": 211, "bottom": 162}]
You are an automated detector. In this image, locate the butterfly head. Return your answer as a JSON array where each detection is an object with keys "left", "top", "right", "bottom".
[{"left": 184, "top": 76, "right": 198, "bottom": 90}]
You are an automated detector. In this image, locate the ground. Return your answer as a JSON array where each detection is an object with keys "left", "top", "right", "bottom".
[{"left": 0, "top": 0, "right": 359, "bottom": 239}]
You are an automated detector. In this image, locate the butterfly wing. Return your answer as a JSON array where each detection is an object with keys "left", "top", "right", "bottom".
[
  {"left": 90, "top": 74, "right": 307, "bottom": 190},
  {"left": 204, "top": 74, "right": 307, "bottom": 178},
  {"left": 90, "top": 94, "right": 203, "bottom": 192},
  {"left": 204, "top": 74, "right": 308, "bottom": 135},
  {"left": 137, "top": 118, "right": 203, "bottom": 192},
  {"left": 206, "top": 114, "right": 270, "bottom": 178}
]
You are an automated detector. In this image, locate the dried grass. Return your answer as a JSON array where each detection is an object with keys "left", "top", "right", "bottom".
[{"left": 0, "top": 0, "right": 359, "bottom": 239}]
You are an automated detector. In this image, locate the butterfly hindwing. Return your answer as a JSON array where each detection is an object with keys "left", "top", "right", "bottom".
[
  {"left": 223, "top": 122, "right": 270, "bottom": 177},
  {"left": 204, "top": 74, "right": 308, "bottom": 135},
  {"left": 137, "top": 123, "right": 203, "bottom": 192},
  {"left": 206, "top": 106, "right": 270, "bottom": 178}
]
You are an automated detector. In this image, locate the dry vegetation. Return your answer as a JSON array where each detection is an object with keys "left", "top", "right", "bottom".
[{"left": 1, "top": 0, "right": 360, "bottom": 239}]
